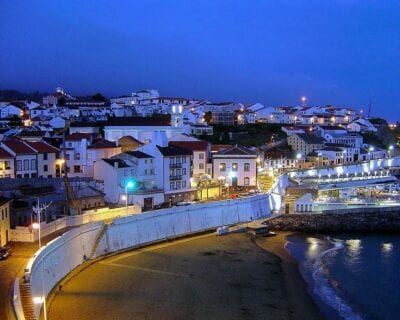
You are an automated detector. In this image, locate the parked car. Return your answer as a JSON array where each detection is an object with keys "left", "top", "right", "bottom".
[{"left": 0, "top": 246, "right": 11, "bottom": 260}]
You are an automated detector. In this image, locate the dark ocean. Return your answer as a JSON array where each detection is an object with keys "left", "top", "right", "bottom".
[{"left": 286, "top": 234, "right": 400, "bottom": 320}]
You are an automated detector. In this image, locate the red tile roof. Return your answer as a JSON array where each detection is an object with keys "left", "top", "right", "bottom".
[
  {"left": 88, "top": 139, "right": 118, "bottom": 149},
  {"left": 0, "top": 147, "right": 14, "bottom": 158},
  {"left": 169, "top": 140, "right": 209, "bottom": 151},
  {"left": 2, "top": 140, "right": 36, "bottom": 155},
  {"left": 65, "top": 133, "right": 93, "bottom": 141},
  {"left": 27, "top": 141, "right": 60, "bottom": 153},
  {"left": 211, "top": 144, "right": 231, "bottom": 153}
]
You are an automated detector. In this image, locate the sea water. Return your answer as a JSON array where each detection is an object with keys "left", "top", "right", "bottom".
[{"left": 286, "top": 234, "right": 400, "bottom": 320}]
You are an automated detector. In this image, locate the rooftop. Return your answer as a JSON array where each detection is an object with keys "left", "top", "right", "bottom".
[
  {"left": 125, "top": 150, "right": 153, "bottom": 159},
  {"left": 157, "top": 145, "right": 193, "bottom": 157}
]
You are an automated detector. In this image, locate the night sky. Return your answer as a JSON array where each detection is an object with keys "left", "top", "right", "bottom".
[{"left": 1, "top": 1, "right": 399, "bottom": 118}]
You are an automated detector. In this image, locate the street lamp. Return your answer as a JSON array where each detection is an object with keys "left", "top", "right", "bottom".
[
  {"left": 32, "top": 198, "right": 51, "bottom": 320},
  {"left": 388, "top": 145, "right": 394, "bottom": 158},
  {"left": 301, "top": 96, "right": 306, "bottom": 106},
  {"left": 368, "top": 146, "right": 374, "bottom": 160},
  {"left": 125, "top": 180, "right": 135, "bottom": 214}
]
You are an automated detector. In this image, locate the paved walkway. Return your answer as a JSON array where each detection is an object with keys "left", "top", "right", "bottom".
[{"left": 0, "top": 228, "right": 73, "bottom": 320}]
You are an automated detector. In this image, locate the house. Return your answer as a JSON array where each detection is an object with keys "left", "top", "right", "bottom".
[
  {"left": 64, "top": 133, "right": 121, "bottom": 177},
  {"left": 281, "top": 126, "right": 306, "bottom": 136},
  {"left": 1, "top": 140, "right": 38, "bottom": 178},
  {"left": 0, "top": 197, "right": 12, "bottom": 246},
  {"left": 169, "top": 136, "right": 211, "bottom": 183},
  {"left": 27, "top": 141, "right": 63, "bottom": 178},
  {"left": 94, "top": 151, "right": 164, "bottom": 209},
  {"left": 0, "top": 104, "right": 24, "bottom": 118},
  {"left": 0, "top": 147, "right": 14, "bottom": 178},
  {"left": 138, "top": 132, "right": 194, "bottom": 204},
  {"left": 212, "top": 144, "right": 257, "bottom": 187},
  {"left": 103, "top": 116, "right": 184, "bottom": 143},
  {"left": 347, "top": 118, "right": 377, "bottom": 133},
  {"left": 287, "top": 133, "right": 326, "bottom": 156}
]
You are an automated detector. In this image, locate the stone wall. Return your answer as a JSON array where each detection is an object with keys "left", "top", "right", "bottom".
[{"left": 266, "top": 209, "right": 400, "bottom": 233}]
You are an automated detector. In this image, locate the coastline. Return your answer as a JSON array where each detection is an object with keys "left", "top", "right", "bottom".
[
  {"left": 254, "top": 231, "right": 324, "bottom": 320},
  {"left": 47, "top": 231, "right": 325, "bottom": 320}
]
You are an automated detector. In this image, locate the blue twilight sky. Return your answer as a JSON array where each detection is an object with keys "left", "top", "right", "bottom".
[{"left": 1, "top": 0, "right": 400, "bottom": 119}]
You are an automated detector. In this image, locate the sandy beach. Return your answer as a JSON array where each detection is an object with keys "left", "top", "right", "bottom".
[{"left": 47, "top": 231, "right": 323, "bottom": 320}]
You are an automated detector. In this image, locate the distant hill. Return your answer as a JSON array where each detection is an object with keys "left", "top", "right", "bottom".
[{"left": 0, "top": 89, "right": 48, "bottom": 102}]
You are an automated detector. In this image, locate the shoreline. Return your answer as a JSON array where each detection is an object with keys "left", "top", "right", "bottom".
[
  {"left": 47, "top": 231, "right": 326, "bottom": 320},
  {"left": 254, "top": 231, "right": 324, "bottom": 320}
]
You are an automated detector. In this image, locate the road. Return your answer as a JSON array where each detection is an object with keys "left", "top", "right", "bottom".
[
  {"left": 47, "top": 233, "right": 322, "bottom": 320},
  {"left": 0, "top": 228, "right": 73, "bottom": 320}
]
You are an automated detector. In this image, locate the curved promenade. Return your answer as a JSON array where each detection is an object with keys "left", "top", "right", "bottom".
[{"left": 15, "top": 174, "right": 288, "bottom": 320}]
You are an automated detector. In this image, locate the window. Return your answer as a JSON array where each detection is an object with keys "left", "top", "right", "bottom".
[
  {"left": 244, "top": 177, "right": 250, "bottom": 186},
  {"left": 182, "top": 181, "right": 186, "bottom": 188},
  {"left": 75, "top": 153, "right": 81, "bottom": 160},
  {"left": 145, "top": 169, "right": 148, "bottom": 175},
  {"left": 199, "top": 153, "right": 205, "bottom": 160},
  {"left": 199, "top": 163, "right": 204, "bottom": 170},
  {"left": 232, "top": 163, "right": 238, "bottom": 172},
  {"left": 5, "top": 161, "right": 10, "bottom": 170},
  {"left": 65, "top": 153, "right": 70, "bottom": 160},
  {"left": 176, "top": 181, "right": 181, "bottom": 189},
  {"left": 182, "top": 156, "right": 186, "bottom": 164},
  {"left": 182, "top": 168, "right": 186, "bottom": 175},
  {"left": 150, "top": 169, "right": 154, "bottom": 175},
  {"left": 43, "top": 165, "right": 48, "bottom": 172},
  {"left": 170, "top": 182, "right": 175, "bottom": 190},
  {"left": 145, "top": 159, "right": 147, "bottom": 164},
  {"left": 31, "top": 173, "right": 36, "bottom": 178},
  {"left": 17, "top": 160, "right": 22, "bottom": 171},
  {"left": 55, "top": 153, "right": 60, "bottom": 159},
  {"left": 31, "top": 159, "right": 36, "bottom": 170},
  {"left": 43, "top": 153, "right": 48, "bottom": 161},
  {"left": 74, "top": 165, "right": 81, "bottom": 173},
  {"left": 244, "top": 163, "right": 250, "bottom": 172},
  {"left": 24, "top": 160, "right": 29, "bottom": 170},
  {"left": 219, "top": 163, "right": 226, "bottom": 172}
]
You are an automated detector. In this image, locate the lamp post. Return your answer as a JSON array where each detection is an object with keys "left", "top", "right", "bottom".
[
  {"left": 389, "top": 145, "right": 394, "bottom": 158},
  {"left": 32, "top": 198, "right": 51, "bottom": 320},
  {"left": 125, "top": 181, "right": 135, "bottom": 215}
]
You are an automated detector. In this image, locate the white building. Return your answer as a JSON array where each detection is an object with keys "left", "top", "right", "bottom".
[
  {"left": 94, "top": 151, "right": 164, "bottom": 209},
  {"left": 212, "top": 145, "right": 257, "bottom": 187},
  {"left": 64, "top": 133, "right": 121, "bottom": 177},
  {"left": 104, "top": 116, "right": 184, "bottom": 143},
  {"left": 169, "top": 135, "right": 211, "bottom": 182}
]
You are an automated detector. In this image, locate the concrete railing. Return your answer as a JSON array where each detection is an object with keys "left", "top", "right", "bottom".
[
  {"left": 12, "top": 278, "right": 25, "bottom": 320},
  {"left": 19, "top": 174, "right": 289, "bottom": 319},
  {"left": 289, "top": 156, "right": 400, "bottom": 179},
  {"left": 11, "top": 205, "right": 141, "bottom": 242}
]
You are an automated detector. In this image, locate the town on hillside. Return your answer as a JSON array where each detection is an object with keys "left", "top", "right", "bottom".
[{"left": 0, "top": 88, "right": 399, "bottom": 247}]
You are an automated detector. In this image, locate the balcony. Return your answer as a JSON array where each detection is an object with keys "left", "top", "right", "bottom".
[
  {"left": 170, "top": 163, "right": 182, "bottom": 168},
  {"left": 170, "top": 175, "right": 182, "bottom": 181}
]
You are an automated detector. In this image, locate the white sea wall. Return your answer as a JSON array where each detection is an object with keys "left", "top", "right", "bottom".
[
  {"left": 25, "top": 174, "right": 289, "bottom": 320},
  {"left": 94, "top": 194, "right": 271, "bottom": 256},
  {"left": 29, "top": 222, "right": 104, "bottom": 319}
]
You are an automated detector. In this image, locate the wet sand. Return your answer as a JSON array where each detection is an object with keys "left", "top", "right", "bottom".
[{"left": 48, "top": 232, "right": 323, "bottom": 320}]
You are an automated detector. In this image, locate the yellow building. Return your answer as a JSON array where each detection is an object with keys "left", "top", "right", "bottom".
[{"left": 0, "top": 197, "right": 11, "bottom": 247}]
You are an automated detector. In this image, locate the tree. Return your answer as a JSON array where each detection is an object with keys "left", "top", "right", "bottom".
[
  {"left": 92, "top": 93, "right": 106, "bottom": 102},
  {"left": 203, "top": 111, "right": 212, "bottom": 124},
  {"left": 58, "top": 96, "right": 66, "bottom": 106}
]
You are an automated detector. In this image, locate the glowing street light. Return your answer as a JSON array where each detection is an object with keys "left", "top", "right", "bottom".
[
  {"left": 125, "top": 180, "right": 135, "bottom": 214},
  {"left": 388, "top": 145, "right": 394, "bottom": 158},
  {"left": 301, "top": 96, "right": 307, "bottom": 106}
]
